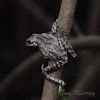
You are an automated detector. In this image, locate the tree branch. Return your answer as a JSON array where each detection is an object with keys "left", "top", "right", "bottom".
[
  {"left": 41, "top": 0, "right": 78, "bottom": 100},
  {"left": 71, "top": 36, "right": 100, "bottom": 50},
  {"left": 87, "top": 0, "right": 100, "bottom": 34}
]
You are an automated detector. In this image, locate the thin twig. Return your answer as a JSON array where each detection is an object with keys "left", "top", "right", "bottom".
[
  {"left": 0, "top": 52, "right": 43, "bottom": 98},
  {"left": 41, "top": 0, "right": 78, "bottom": 100},
  {"left": 87, "top": 0, "right": 100, "bottom": 34},
  {"left": 15, "top": 0, "right": 54, "bottom": 29}
]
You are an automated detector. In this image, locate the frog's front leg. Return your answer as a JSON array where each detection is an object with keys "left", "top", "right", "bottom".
[
  {"left": 50, "top": 19, "right": 58, "bottom": 34},
  {"left": 41, "top": 64, "right": 66, "bottom": 86},
  {"left": 50, "top": 19, "right": 66, "bottom": 36}
]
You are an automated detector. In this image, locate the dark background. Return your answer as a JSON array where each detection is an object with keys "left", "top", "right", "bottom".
[{"left": 0, "top": 0, "right": 100, "bottom": 100}]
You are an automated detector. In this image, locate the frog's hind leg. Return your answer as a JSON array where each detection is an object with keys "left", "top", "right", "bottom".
[
  {"left": 42, "top": 60, "right": 67, "bottom": 72},
  {"left": 41, "top": 64, "right": 66, "bottom": 86},
  {"left": 57, "top": 26, "right": 77, "bottom": 58},
  {"left": 57, "top": 37, "right": 68, "bottom": 61},
  {"left": 57, "top": 25, "right": 76, "bottom": 58},
  {"left": 43, "top": 36, "right": 69, "bottom": 73}
]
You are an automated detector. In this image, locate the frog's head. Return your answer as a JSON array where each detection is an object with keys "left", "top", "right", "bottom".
[{"left": 26, "top": 33, "right": 39, "bottom": 46}]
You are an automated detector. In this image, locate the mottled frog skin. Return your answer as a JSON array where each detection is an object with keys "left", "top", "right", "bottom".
[{"left": 26, "top": 19, "right": 76, "bottom": 86}]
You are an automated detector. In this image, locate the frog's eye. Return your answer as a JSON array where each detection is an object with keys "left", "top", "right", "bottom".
[
  {"left": 27, "top": 41, "right": 32, "bottom": 45},
  {"left": 26, "top": 40, "right": 33, "bottom": 46}
]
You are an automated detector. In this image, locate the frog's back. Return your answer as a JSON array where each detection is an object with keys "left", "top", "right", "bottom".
[{"left": 39, "top": 33, "right": 63, "bottom": 59}]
